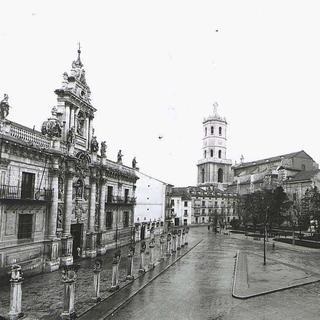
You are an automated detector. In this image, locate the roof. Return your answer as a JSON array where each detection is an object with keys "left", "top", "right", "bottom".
[
  {"left": 286, "top": 169, "right": 320, "bottom": 183},
  {"left": 233, "top": 150, "right": 313, "bottom": 170}
]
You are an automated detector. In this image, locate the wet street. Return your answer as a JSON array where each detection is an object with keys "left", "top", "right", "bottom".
[{"left": 109, "top": 227, "right": 320, "bottom": 320}]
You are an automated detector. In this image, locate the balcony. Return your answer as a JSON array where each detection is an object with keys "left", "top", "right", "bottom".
[
  {"left": 0, "top": 185, "right": 52, "bottom": 202},
  {"left": 106, "top": 196, "right": 136, "bottom": 205}
]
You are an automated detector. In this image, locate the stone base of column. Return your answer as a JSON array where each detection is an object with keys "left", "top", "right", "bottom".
[
  {"left": 60, "top": 256, "right": 73, "bottom": 266},
  {"left": 86, "top": 250, "right": 97, "bottom": 258},
  {"left": 96, "top": 246, "right": 106, "bottom": 255},
  {"left": 126, "top": 274, "right": 134, "bottom": 280},
  {"left": 109, "top": 284, "right": 119, "bottom": 292},
  {"left": 45, "top": 259, "right": 60, "bottom": 272},
  {"left": 138, "top": 268, "right": 146, "bottom": 274},
  {"left": 60, "top": 311, "right": 76, "bottom": 320},
  {"left": 8, "top": 311, "right": 24, "bottom": 320}
]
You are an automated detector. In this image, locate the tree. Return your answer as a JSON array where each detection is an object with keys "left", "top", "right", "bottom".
[{"left": 301, "top": 186, "right": 320, "bottom": 234}]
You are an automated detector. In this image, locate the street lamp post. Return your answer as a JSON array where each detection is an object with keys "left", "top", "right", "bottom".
[{"left": 263, "top": 205, "right": 268, "bottom": 266}]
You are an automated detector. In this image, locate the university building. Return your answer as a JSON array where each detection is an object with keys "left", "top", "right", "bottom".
[{"left": 0, "top": 48, "right": 138, "bottom": 278}]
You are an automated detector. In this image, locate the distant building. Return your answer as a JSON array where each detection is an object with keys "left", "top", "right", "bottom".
[
  {"left": 0, "top": 48, "right": 138, "bottom": 278},
  {"left": 197, "top": 104, "right": 233, "bottom": 189},
  {"left": 231, "top": 150, "right": 319, "bottom": 196},
  {"left": 170, "top": 186, "right": 238, "bottom": 227},
  {"left": 134, "top": 171, "right": 172, "bottom": 239}
]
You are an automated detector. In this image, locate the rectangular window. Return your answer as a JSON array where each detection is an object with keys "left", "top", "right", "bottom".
[
  {"left": 184, "top": 210, "right": 188, "bottom": 217},
  {"left": 124, "top": 189, "right": 129, "bottom": 203},
  {"left": 18, "top": 214, "right": 33, "bottom": 239},
  {"left": 106, "top": 211, "right": 113, "bottom": 229},
  {"left": 21, "top": 172, "right": 35, "bottom": 199},
  {"left": 184, "top": 219, "right": 187, "bottom": 225},
  {"left": 184, "top": 201, "right": 188, "bottom": 207},
  {"left": 215, "top": 201, "right": 218, "bottom": 207},
  {"left": 123, "top": 211, "right": 129, "bottom": 227},
  {"left": 293, "top": 193, "right": 297, "bottom": 201},
  {"left": 171, "top": 199, "right": 174, "bottom": 206},
  {"left": 202, "top": 201, "right": 205, "bottom": 207},
  {"left": 107, "top": 186, "right": 113, "bottom": 203},
  {"left": 202, "top": 209, "right": 205, "bottom": 215}
]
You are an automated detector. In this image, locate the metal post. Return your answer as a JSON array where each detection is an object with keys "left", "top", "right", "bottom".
[
  {"left": 139, "top": 241, "right": 146, "bottom": 273},
  {"left": 110, "top": 250, "right": 121, "bottom": 291},
  {"left": 166, "top": 233, "right": 172, "bottom": 256},
  {"left": 126, "top": 245, "right": 135, "bottom": 280},
  {"left": 159, "top": 234, "right": 165, "bottom": 261},
  {"left": 263, "top": 223, "right": 266, "bottom": 266}
]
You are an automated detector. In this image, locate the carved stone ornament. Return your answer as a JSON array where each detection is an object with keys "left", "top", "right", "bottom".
[
  {"left": 41, "top": 106, "right": 62, "bottom": 138},
  {"left": 91, "top": 135, "right": 99, "bottom": 153},
  {"left": 100, "top": 141, "right": 107, "bottom": 158},
  {"left": 75, "top": 151, "right": 91, "bottom": 178},
  {"left": 132, "top": 157, "right": 137, "bottom": 169},
  {"left": 66, "top": 127, "right": 75, "bottom": 147},
  {"left": 0, "top": 93, "right": 10, "bottom": 120}
]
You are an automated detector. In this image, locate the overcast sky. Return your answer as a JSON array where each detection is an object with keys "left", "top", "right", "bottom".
[{"left": 1, "top": 0, "right": 320, "bottom": 186}]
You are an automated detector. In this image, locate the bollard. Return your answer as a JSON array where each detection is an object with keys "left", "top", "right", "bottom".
[
  {"left": 177, "top": 229, "right": 182, "bottom": 250},
  {"left": 139, "top": 241, "right": 146, "bottom": 273},
  {"left": 158, "top": 234, "right": 165, "bottom": 261},
  {"left": 93, "top": 259, "right": 102, "bottom": 302},
  {"left": 185, "top": 227, "right": 189, "bottom": 245},
  {"left": 110, "top": 250, "right": 121, "bottom": 292},
  {"left": 60, "top": 264, "right": 80, "bottom": 320},
  {"left": 148, "top": 238, "right": 156, "bottom": 269},
  {"left": 166, "top": 233, "right": 172, "bottom": 256},
  {"left": 172, "top": 231, "right": 177, "bottom": 253},
  {"left": 126, "top": 245, "right": 135, "bottom": 280},
  {"left": 181, "top": 229, "right": 185, "bottom": 248},
  {"left": 8, "top": 263, "right": 24, "bottom": 320}
]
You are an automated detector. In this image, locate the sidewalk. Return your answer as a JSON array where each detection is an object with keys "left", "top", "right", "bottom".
[
  {"left": 0, "top": 232, "right": 197, "bottom": 320},
  {"left": 233, "top": 250, "right": 320, "bottom": 299}
]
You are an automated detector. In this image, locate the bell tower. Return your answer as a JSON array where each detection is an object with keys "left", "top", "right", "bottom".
[
  {"left": 197, "top": 103, "right": 232, "bottom": 189},
  {"left": 54, "top": 45, "right": 97, "bottom": 152}
]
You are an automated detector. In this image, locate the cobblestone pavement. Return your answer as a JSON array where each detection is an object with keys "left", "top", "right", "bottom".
[
  {"left": 0, "top": 231, "right": 198, "bottom": 320},
  {"left": 108, "top": 228, "right": 320, "bottom": 320}
]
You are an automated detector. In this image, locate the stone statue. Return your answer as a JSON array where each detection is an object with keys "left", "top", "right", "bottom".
[
  {"left": 0, "top": 93, "right": 10, "bottom": 120},
  {"left": 66, "top": 126, "right": 75, "bottom": 147},
  {"left": 91, "top": 135, "right": 99, "bottom": 153},
  {"left": 101, "top": 141, "right": 107, "bottom": 158},
  {"left": 41, "top": 106, "right": 62, "bottom": 138},
  {"left": 117, "top": 150, "right": 123, "bottom": 163},
  {"left": 77, "top": 112, "right": 85, "bottom": 136},
  {"left": 132, "top": 157, "right": 137, "bottom": 169}
]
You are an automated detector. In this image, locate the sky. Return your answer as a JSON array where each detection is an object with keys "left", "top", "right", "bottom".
[{"left": 1, "top": 0, "right": 320, "bottom": 186}]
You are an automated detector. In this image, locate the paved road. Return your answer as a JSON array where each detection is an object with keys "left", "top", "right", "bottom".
[{"left": 109, "top": 227, "right": 320, "bottom": 320}]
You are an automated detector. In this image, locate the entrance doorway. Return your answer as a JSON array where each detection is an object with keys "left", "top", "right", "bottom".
[{"left": 71, "top": 223, "right": 83, "bottom": 259}]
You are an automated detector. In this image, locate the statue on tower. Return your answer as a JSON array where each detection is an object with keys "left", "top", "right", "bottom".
[
  {"left": 100, "top": 141, "right": 107, "bottom": 158},
  {"left": 91, "top": 134, "right": 99, "bottom": 153},
  {"left": 117, "top": 150, "right": 123, "bottom": 164},
  {"left": 66, "top": 126, "right": 75, "bottom": 148},
  {"left": 132, "top": 157, "right": 137, "bottom": 169},
  {"left": 0, "top": 94, "right": 10, "bottom": 120}
]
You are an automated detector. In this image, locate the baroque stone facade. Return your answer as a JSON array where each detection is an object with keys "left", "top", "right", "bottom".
[{"left": 0, "top": 48, "right": 138, "bottom": 278}]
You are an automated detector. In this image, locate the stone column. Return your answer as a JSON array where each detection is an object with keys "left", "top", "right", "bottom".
[
  {"left": 172, "top": 233, "right": 177, "bottom": 253},
  {"left": 166, "top": 233, "right": 172, "bottom": 256},
  {"left": 92, "top": 259, "right": 102, "bottom": 302},
  {"left": 46, "top": 160, "right": 61, "bottom": 272},
  {"left": 126, "top": 245, "right": 135, "bottom": 280},
  {"left": 61, "top": 164, "right": 74, "bottom": 266},
  {"left": 87, "top": 171, "right": 97, "bottom": 258},
  {"left": 148, "top": 238, "right": 155, "bottom": 269},
  {"left": 185, "top": 227, "right": 189, "bottom": 245},
  {"left": 139, "top": 241, "right": 146, "bottom": 273},
  {"left": 110, "top": 250, "right": 121, "bottom": 292},
  {"left": 158, "top": 234, "right": 165, "bottom": 261},
  {"left": 60, "top": 265, "right": 79, "bottom": 320},
  {"left": 8, "top": 264, "right": 23, "bottom": 320},
  {"left": 97, "top": 174, "right": 107, "bottom": 255},
  {"left": 177, "top": 230, "right": 181, "bottom": 250}
]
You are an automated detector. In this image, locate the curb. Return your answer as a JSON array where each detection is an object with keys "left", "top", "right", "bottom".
[{"left": 232, "top": 250, "right": 320, "bottom": 299}]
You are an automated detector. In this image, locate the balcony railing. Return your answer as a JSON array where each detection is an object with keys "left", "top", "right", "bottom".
[
  {"left": 0, "top": 185, "right": 52, "bottom": 201},
  {"left": 106, "top": 196, "right": 136, "bottom": 205}
]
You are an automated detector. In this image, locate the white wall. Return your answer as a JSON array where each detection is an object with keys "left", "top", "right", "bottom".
[{"left": 134, "top": 171, "right": 168, "bottom": 224}]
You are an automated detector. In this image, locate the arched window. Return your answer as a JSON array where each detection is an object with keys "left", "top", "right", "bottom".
[
  {"left": 218, "top": 168, "right": 223, "bottom": 183},
  {"left": 204, "top": 150, "right": 207, "bottom": 158},
  {"left": 219, "top": 127, "right": 222, "bottom": 136},
  {"left": 211, "top": 126, "right": 214, "bottom": 134},
  {"left": 218, "top": 150, "right": 222, "bottom": 158},
  {"left": 201, "top": 168, "right": 205, "bottom": 183},
  {"left": 205, "top": 127, "right": 207, "bottom": 136},
  {"left": 210, "top": 149, "right": 213, "bottom": 157}
]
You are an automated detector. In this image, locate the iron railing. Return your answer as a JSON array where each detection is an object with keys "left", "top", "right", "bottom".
[{"left": 0, "top": 185, "right": 52, "bottom": 201}]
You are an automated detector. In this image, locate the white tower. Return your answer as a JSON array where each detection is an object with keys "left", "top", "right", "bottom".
[{"left": 197, "top": 103, "right": 232, "bottom": 189}]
